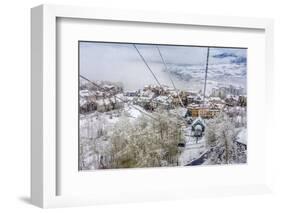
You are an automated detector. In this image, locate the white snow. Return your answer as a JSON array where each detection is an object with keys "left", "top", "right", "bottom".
[
  {"left": 178, "top": 136, "right": 207, "bottom": 166},
  {"left": 125, "top": 105, "right": 143, "bottom": 119},
  {"left": 191, "top": 117, "right": 206, "bottom": 128},
  {"left": 236, "top": 128, "right": 247, "bottom": 145}
]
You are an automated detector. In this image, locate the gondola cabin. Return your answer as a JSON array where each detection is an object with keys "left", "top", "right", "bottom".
[{"left": 191, "top": 117, "right": 206, "bottom": 137}]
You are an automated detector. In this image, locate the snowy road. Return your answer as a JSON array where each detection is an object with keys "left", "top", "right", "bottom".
[{"left": 178, "top": 127, "right": 207, "bottom": 166}]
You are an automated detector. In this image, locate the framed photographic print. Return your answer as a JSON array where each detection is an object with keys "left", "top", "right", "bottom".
[
  {"left": 31, "top": 4, "right": 274, "bottom": 208},
  {"left": 78, "top": 41, "right": 247, "bottom": 170}
]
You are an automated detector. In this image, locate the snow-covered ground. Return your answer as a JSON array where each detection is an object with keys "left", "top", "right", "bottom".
[
  {"left": 124, "top": 105, "right": 143, "bottom": 119},
  {"left": 236, "top": 128, "right": 247, "bottom": 145},
  {"left": 80, "top": 106, "right": 247, "bottom": 169},
  {"left": 80, "top": 104, "right": 154, "bottom": 169},
  {"left": 178, "top": 134, "right": 207, "bottom": 165},
  {"left": 79, "top": 89, "right": 247, "bottom": 169}
]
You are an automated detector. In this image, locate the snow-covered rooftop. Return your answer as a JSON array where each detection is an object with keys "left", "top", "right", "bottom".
[{"left": 191, "top": 117, "right": 206, "bottom": 128}]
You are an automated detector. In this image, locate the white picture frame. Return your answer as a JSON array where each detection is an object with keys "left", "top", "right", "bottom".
[{"left": 31, "top": 4, "right": 274, "bottom": 208}]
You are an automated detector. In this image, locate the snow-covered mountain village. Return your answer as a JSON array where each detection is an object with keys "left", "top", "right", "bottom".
[{"left": 79, "top": 42, "right": 247, "bottom": 170}]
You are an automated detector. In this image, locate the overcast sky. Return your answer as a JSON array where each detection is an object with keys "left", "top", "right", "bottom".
[{"left": 79, "top": 42, "right": 246, "bottom": 90}]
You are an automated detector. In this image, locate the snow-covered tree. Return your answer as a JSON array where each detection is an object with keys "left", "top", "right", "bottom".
[
  {"left": 205, "top": 113, "right": 241, "bottom": 164},
  {"left": 205, "top": 119, "right": 217, "bottom": 148},
  {"left": 217, "top": 117, "right": 236, "bottom": 163},
  {"left": 107, "top": 110, "right": 184, "bottom": 169}
]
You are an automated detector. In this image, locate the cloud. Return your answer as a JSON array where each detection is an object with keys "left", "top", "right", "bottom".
[
  {"left": 212, "top": 52, "right": 238, "bottom": 58},
  {"left": 231, "top": 56, "right": 247, "bottom": 64},
  {"left": 79, "top": 42, "right": 247, "bottom": 90}
]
